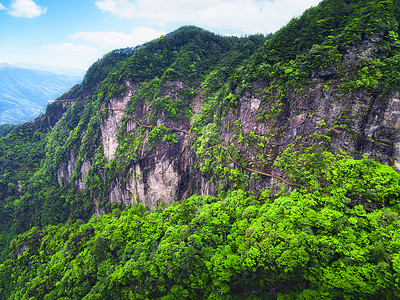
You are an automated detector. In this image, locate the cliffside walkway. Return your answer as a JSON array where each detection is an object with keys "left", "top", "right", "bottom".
[
  {"left": 49, "top": 99, "right": 90, "bottom": 103},
  {"left": 109, "top": 108, "right": 375, "bottom": 211},
  {"left": 51, "top": 98, "right": 374, "bottom": 211},
  {"left": 107, "top": 108, "right": 199, "bottom": 138},
  {"left": 107, "top": 108, "right": 311, "bottom": 192}
]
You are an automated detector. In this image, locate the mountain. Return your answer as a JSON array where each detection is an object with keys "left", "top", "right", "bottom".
[
  {"left": 0, "top": 65, "right": 82, "bottom": 124},
  {"left": 1, "top": 0, "right": 400, "bottom": 298},
  {"left": 0, "top": 124, "right": 17, "bottom": 138}
]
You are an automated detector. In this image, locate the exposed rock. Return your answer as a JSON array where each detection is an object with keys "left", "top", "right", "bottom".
[
  {"left": 146, "top": 158, "right": 179, "bottom": 206},
  {"left": 67, "top": 40, "right": 400, "bottom": 210},
  {"left": 313, "top": 67, "right": 336, "bottom": 79},
  {"left": 57, "top": 150, "right": 76, "bottom": 185},
  {"left": 362, "top": 89, "right": 400, "bottom": 170},
  {"left": 101, "top": 81, "right": 137, "bottom": 161},
  {"left": 130, "top": 165, "right": 146, "bottom": 204},
  {"left": 103, "top": 79, "right": 207, "bottom": 207},
  {"left": 76, "top": 160, "right": 91, "bottom": 190},
  {"left": 109, "top": 178, "right": 134, "bottom": 205},
  {"left": 239, "top": 97, "right": 268, "bottom": 135}
]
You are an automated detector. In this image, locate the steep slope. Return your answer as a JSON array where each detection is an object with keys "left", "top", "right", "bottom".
[
  {"left": 0, "top": 26, "right": 266, "bottom": 258},
  {"left": 1, "top": 1, "right": 400, "bottom": 298},
  {"left": 2, "top": 1, "right": 400, "bottom": 241},
  {"left": 0, "top": 124, "right": 17, "bottom": 138},
  {"left": 0, "top": 65, "right": 82, "bottom": 124},
  {"left": 226, "top": 0, "right": 400, "bottom": 188}
]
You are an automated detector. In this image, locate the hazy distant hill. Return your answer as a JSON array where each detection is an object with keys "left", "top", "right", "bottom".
[{"left": 0, "top": 65, "right": 82, "bottom": 124}]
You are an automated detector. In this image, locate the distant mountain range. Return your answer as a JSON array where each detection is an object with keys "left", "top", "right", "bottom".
[{"left": 0, "top": 65, "right": 82, "bottom": 124}]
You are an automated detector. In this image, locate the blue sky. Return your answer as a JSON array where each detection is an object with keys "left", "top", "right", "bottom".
[{"left": 0, "top": 0, "right": 321, "bottom": 73}]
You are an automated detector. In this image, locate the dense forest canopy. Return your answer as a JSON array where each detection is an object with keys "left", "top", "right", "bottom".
[
  {"left": 1, "top": 0, "right": 400, "bottom": 298},
  {"left": 0, "top": 124, "right": 17, "bottom": 138}
]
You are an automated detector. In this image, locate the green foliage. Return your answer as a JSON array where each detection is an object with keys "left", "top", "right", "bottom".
[
  {"left": 163, "top": 133, "right": 178, "bottom": 145},
  {"left": 82, "top": 47, "right": 138, "bottom": 93},
  {"left": 306, "top": 43, "right": 341, "bottom": 70},
  {"left": 257, "top": 0, "right": 400, "bottom": 64},
  {"left": 0, "top": 27, "right": 266, "bottom": 262},
  {"left": 114, "top": 130, "right": 142, "bottom": 176},
  {"left": 224, "top": 92, "right": 239, "bottom": 108},
  {"left": 0, "top": 119, "right": 49, "bottom": 261},
  {"left": 153, "top": 95, "right": 191, "bottom": 121},
  {"left": 1, "top": 163, "right": 400, "bottom": 299},
  {"left": 234, "top": 0, "right": 400, "bottom": 97},
  {"left": 129, "top": 77, "right": 161, "bottom": 112},
  {"left": 3, "top": 3, "right": 400, "bottom": 299},
  {"left": 118, "top": 26, "right": 266, "bottom": 85},
  {"left": 0, "top": 124, "right": 17, "bottom": 138},
  {"left": 325, "top": 157, "right": 400, "bottom": 206},
  {"left": 276, "top": 146, "right": 400, "bottom": 209},
  {"left": 148, "top": 125, "right": 175, "bottom": 147}
]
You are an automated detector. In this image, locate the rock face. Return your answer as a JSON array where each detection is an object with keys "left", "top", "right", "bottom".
[
  {"left": 105, "top": 79, "right": 399, "bottom": 207},
  {"left": 233, "top": 82, "right": 400, "bottom": 172},
  {"left": 77, "top": 161, "right": 91, "bottom": 190},
  {"left": 101, "top": 82, "right": 137, "bottom": 161},
  {"left": 57, "top": 150, "right": 76, "bottom": 185},
  {"left": 56, "top": 75, "right": 400, "bottom": 209},
  {"left": 362, "top": 89, "right": 400, "bottom": 169},
  {"left": 105, "top": 79, "right": 205, "bottom": 207},
  {"left": 53, "top": 37, "right": 400, "bottom": 211}
]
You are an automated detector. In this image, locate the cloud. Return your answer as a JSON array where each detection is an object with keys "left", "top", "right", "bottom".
[
  {"left": 95, "top": 0, "right": 136, "bottom": 18},
  {"left": 69, "top": 27, "right": 167, "bottom": 51},
  {"left": 9, "top": 0, "right": 47, "bottom": 18},
  {"left": 41, "top": 43, "right": 98, "bottom": 53},
  {"left": 40, "top": 43, "right": 100, "bottom": 70},
  {"left": 0, "top": 3, "right": 5, "bottom": 10},
  {"left": 94, "top": 0, "right": 321, "bottom": 34},
  {"left": 36, "top": 27, "right": 165, "bottom": 70}
]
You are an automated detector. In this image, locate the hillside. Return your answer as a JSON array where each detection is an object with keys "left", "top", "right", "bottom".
[
  {"left": 0, "top": 65, "right": 81, "bottom": 124},
  {"left": 1, "top": 0, "right": 400, "bottom": 298}
]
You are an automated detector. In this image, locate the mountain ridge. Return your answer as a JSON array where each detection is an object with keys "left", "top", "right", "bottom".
[
  {"left": 1, "top": 1, "right": 400, "bottom": 298},
  {"left": 0, "top": 66, "right": 82, "bottom": 124}
]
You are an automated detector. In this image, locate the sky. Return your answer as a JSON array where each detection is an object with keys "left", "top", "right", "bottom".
[{"left": 0, "top": 0, "right": 321, "bottom": 74}]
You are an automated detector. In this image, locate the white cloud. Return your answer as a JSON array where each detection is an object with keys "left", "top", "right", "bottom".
[
  {"left": 69, "top": 27, "right": 167, "bottom": 51},
  {"left": 40, "top": 43, "right": 100, "bottom": 70},
  {"left": 41, "top": 43, "right": 97, "bottom": 53},
  {"left": 95, "top": 0, "right": 136, "bottom": 18},
  {"left": 0, "top": 3, "right": 5, "bottom": 10},
  {"left": 35, "top": 27, "right": 165, "bottom": 70},
  {"left": 94, "top": 0, "right": 321, "bottom": 34},
  {"left": 9, "top": 0, "right": 47, "bottom": 18}
]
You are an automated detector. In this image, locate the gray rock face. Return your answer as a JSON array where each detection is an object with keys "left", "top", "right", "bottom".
[
  {"left": 77, "top": 161, "right": 91, "bottom": 190},
  {"left": 57, "top": 150, "right": 76, "bottom": 185},
  {"left": 55, "top": 40, "right": 400, "bottom": 210},
  {"left": 362, "top": 90, "right": 400, "bottom": 169},
  {"left": 101, "top": 82, "right": 137, "bottom": 161},
  {"left": 85, "top": 79, "right": 210, "bottom": 207}
]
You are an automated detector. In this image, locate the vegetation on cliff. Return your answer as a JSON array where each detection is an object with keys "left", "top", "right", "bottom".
[
  {"left": 1, "top": 155, "right": 400, "bottom": 299},
  {"left": 1, "top": 0, "right": 400, "bottom": 298}
]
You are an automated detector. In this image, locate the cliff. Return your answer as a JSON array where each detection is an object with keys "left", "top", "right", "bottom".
[
  {"left": 2, "top": 1, "right": 400, "bottom": 298},
  {"left": 1, "top": 0, "right": 399, "bottom": 231}
]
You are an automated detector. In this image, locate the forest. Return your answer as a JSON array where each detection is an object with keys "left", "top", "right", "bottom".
[
  {"left": 1, "top": 0, "right": 400, "bottom": 298},
  {"left": 1, "top": 154, "right": 400, "bottom": 299}
]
